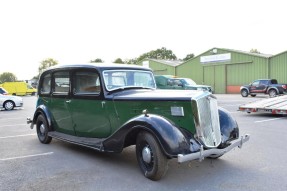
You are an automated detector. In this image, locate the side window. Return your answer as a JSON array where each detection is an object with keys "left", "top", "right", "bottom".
[
  {"left": 54, "top": 72, "right": 70, "bottom": 94},
  {"left": 40, "top": 74, "right": 51, "bottom": 94},
  {"left": 74, "top": 71, "right": 101, "bottom": 95},
  {"left": 252, "top": 81, "right": 259, "bottom": 86}
]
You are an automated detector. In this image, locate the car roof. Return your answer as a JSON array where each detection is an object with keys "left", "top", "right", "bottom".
[{"left": 46, "top": 63, "right": 152, "bottom": 72}]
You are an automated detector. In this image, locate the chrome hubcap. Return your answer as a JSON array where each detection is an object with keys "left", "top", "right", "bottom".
[
  {"left": 5, "top": 102, "right": 13, "bottom": 110},
  {"left": 142, "top": 146, "right": 152, "bottom": 163},
  {"left": 40, "top": 124, "right": 45, "bottom": 134}
]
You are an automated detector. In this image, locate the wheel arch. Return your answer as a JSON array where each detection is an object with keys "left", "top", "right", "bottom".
[
  {"left": 267, "top": 87, "right": 279, "bottom": 94},
  {"left": 103, "top": 114, "right": 191, "bottom": 158},
  {"left": 240, "top": 87, "right": 249, "bottom": 94},
  {"left": 32, "top": 105, "right": 53, "bottom": 130},
  {"left": 3, "top": 100, "right": 15, "bottom": 107}
]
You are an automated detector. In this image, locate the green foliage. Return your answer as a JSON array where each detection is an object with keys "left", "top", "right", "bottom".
[
  {"left": 0, "top": 72, "right": 17, "bottom": 83},
  {"left": 182, "top": 53, "right": 195, "bottom": 61},
  {"left": 125, "top": 58, "right": 138, "bottom": 65},
  {"left": 250, "top": 49, "right": 261, "bottom": 54},
  {"left": 113, "top": 58, "right": 124, "bottom": 64},
  {"left": 90, "top": 58, "right": 104, "bottom": 63},
  {"left": 38, "top": 58, "right": 58, "bottom": 76},
  {"left": 137, "top": 47, "right": 177, "bottom": 62}
]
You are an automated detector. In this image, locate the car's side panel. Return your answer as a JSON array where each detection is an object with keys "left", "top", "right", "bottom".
[{"left": 68, "top": 98, "right": 112, "bottom": 138}]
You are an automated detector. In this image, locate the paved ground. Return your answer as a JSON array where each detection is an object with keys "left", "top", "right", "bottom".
[{"left": 0, "top": 94, "right": 287, "bottom": 191}]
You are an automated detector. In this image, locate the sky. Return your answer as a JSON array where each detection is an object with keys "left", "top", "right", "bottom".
[{"left": 1, "top": 0, "right": 287, "bottom": 80}]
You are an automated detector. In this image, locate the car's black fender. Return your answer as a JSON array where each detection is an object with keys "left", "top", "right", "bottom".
[
  {"left": 103, "top": 114, "right": 191, "bottom": 158},
  {"left": 31, "top": 105, "right": 53, "bottom": 130},
  {"left": 218, "top": 107, "right": 239, "bottom": 144}
]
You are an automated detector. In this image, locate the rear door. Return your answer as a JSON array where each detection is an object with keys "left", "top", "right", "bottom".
[{"left": 50, "top": 71, "right": 75, "bottom": 135}]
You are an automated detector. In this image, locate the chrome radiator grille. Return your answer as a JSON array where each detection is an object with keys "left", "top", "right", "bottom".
[{"left": 192, "top": 94, "right": 221, "bottom": 148}]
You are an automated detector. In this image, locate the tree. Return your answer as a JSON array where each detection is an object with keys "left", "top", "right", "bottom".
[
  {"left": 0, "top": 72, "right": 17, "bottom": 83},
  {"left": 113, "top": 58, "right": 124, "bottom": 64},
  {"left": 137, "top": 47, "right": 177, "bottom": 62},
  {"left": 250, "top": 49, "right": 260, "bottom": 54},
  {"left": 125, "top": 58, "right": 138, "bottom": 65},
  {"left": 38, "top": 58, "right": 58, "bottom": 77},
  {"left": 182, "top": 53, "right": 195, "bottom": 61},
  {"left": 90, "top": 58, "right": 104, "bottom": 63}
]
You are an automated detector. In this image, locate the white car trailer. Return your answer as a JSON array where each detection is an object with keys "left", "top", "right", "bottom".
[{"left": 239, "top": 95, "right": 287, "bottom": 115}]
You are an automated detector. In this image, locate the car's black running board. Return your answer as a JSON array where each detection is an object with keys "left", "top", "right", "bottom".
[{"left": 48, "top": 131, "right": 104, "bottom": 151}]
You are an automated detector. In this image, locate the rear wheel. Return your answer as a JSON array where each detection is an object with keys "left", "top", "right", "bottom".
[
  {"left": 36, "top": 114, "right": 52, "bottom": 144},
  {"left": 4, "top": 101, "right": 15, "bottom": 110},
  {"left": 136, "top": 131, "right": 168, "bottom": 181},
  {"left": 268, "top": 89, "right": 277, "bottom": 97},
  {"left": 241, "top": 89, "right": 248, "bottom": 97}
]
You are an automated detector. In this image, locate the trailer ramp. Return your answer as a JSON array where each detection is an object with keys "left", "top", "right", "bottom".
[{"left": 239, "top": 95, "right": 287, "bottom": 115}]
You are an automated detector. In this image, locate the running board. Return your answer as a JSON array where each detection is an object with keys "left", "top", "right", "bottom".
[{"left": 48, "top": 131, "right": 104, "bottom": 151}]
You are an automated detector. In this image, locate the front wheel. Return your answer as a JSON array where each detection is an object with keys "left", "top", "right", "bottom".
[
  {"left": 241, "top": 89, "right": 248, "bottom": 97},
  {"left": 136, "top": 131, "right": 168, "bottom": 181},
  {"left": 36, "top": 114, "right": 52, "bottom": 144},
  {"left": 4, "top": 101, "right": 15, "bottom": 110},
  {"left": 268, "top": 89, "right": 277, "bottom": 97}
]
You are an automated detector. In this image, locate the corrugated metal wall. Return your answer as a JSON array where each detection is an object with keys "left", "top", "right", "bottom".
[
  {"left": 139, "top": 60, "right": 176, "bottom": 75},
  {"left": 270, "top": 51, "right": 287, "bottom": 83}
]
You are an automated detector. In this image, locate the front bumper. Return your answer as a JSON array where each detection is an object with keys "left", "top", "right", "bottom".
[{"left": 178, "top": 134, "right": 250, "bottom": 163}]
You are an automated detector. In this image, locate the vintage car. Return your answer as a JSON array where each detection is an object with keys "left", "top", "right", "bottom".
[
  {"left": 27, "top": 63, "right": 249, "bottom": 180},
  {"left": 0, "top": 93, "right": 23, "bottom": 110},
  {"left": 155, "top": 75, "right": 213, "bottom": 93}
]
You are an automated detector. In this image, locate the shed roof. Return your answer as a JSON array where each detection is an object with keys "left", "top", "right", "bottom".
[{"left": 149, "top": 59, "right": 183, "bottom": 66}]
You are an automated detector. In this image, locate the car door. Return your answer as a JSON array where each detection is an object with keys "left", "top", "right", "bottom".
[
  {"left": 249, "top": 80, "right": 260, "bottom": 93},
  {"left": 69, "top": 70, "right": 111, "bottom": 138},
  {"left": 50, "top": 71, "right": 75, "bottom": 135}
]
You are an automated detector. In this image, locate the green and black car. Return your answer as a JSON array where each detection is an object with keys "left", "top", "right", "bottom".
[{"left": 27, "top": 63, "right": 249, "bottom": 180}]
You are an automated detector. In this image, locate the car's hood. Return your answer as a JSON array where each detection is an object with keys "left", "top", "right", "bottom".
[{"left": 110, "top": 89, "right": 212, "bottom": 101}]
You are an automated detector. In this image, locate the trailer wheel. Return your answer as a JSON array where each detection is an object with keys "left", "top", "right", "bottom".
[
  {"left": 241, "top": 89, "right": 248, "bottom": 97},
  {"left": 268, "top": 89, "right": 277, "bottom": 98}
]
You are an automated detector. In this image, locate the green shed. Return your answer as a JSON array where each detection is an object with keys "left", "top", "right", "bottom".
[
  {"left": 176, "top": 48, "right": 272, "bottom": 94},
  {"left": 138, "top": 59, "right": 183, "bottom": 75}
]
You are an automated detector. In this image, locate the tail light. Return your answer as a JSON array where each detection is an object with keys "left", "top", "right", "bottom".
[{"left": 282, "top": 85, "right": 287, "bottom": 89}]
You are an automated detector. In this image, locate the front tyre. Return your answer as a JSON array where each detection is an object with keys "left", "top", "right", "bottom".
[
  {"left": 136, "top": 131, "right": 168, "bottom": 181},
  {"left": 36, "top": 114, "right": 52, "bottom": 144},
  {"left": 241, "top": 89, "right": 248, "bottom": 97},
  {"left": 4, "top": 101, "right": 15, "bottom": 110}
]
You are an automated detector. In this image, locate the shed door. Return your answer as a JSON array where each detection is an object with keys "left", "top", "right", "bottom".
[{"left": 203, "top": 65, "right": 226, "bottom": 94}]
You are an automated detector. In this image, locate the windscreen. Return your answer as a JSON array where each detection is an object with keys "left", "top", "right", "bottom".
[{"left": 103, "top": 70, "right": 156, "bottom": 91}]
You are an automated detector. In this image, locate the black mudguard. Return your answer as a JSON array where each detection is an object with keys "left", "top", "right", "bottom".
[
  {"left": 218, "top": 107, "right": 239, "bottom": 143},
  {"left": 103, "top": 114, "right": 191, "bottom": 158}
]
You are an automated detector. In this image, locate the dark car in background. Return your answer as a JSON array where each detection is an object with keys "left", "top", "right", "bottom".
[
  {"left": 155, "top": 75, "right": 213, "bottom": 93},
  {"left": 240, "top": 79, "right": 287, "bottom": 97},
  {"left": 27, "top": 63, "right": 249, "bottom": 180}
]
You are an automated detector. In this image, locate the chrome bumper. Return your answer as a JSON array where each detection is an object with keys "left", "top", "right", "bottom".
[{"left": 178, "top": 134, "right": 250, "bottom": 163}]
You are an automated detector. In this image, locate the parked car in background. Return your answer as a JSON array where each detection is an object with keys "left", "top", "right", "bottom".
[
  {"left": 0, "top": 94, "right": 23, "bottom": 110},
  {"left": 0, "top": 87, "right": 9, "bottom": 95},
  {"left": 155, "top": 75, "right": 213, "bottom": 93},
  {"left": 0, "top": 81, "right": 37, "bottom": 96},
  {"left": 27, "top": 63, "right": 249, "bottom": 180},
  {"left": 240, "top": 79, "right": 287, "bottom": 98}
]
